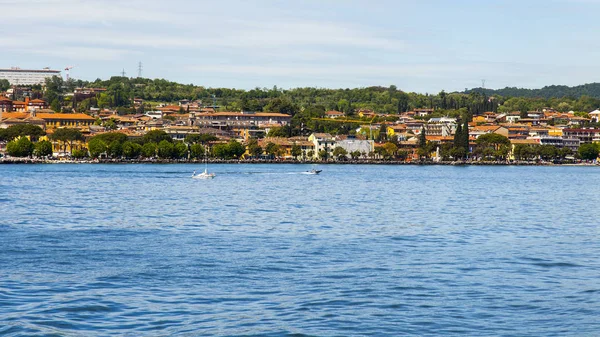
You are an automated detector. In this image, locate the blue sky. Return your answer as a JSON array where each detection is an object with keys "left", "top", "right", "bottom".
[{"left": 1, "top": 0, "right": 599, "bottom": 93}]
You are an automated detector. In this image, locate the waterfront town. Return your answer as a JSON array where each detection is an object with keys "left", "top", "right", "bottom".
[{"left": 1, "top": 67, "right": 600, "bottom": 163}]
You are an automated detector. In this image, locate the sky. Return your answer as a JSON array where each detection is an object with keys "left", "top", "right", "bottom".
[{"left": 1, "top": 0, "right": 599, "bottom": 93}]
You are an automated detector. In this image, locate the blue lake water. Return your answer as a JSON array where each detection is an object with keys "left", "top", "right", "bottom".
[{"left": 1, "top": 164, "right": 599, "bottom": 336}]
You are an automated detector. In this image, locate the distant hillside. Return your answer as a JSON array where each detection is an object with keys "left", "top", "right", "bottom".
[{"left": 465, "top": 83, "right": 600, "bottom": 99}]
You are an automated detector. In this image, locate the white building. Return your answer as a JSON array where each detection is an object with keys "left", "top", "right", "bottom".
[
  {"left": 0, "top": 67, "right": 61, "bottom": 85},
  {"left": 335, "top": 138, "right": 374, "bottom": 157},
  {"left": 426, "top": 117, "right": 457, "bottom": 136},
  {"left": 589, "top": 109, "right": 600, "bottom": 123}
]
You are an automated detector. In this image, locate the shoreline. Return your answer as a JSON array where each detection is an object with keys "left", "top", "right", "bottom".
[{"left": 1, "top": 157, "right": 597, "bottom": 166}]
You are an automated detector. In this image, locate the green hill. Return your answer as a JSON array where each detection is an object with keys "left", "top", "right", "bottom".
[{"left": 465, "top": 83, "right": 600, "bottom": 99}]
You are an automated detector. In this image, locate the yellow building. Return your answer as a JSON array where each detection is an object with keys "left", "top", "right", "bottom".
[
  {"left": 548, "top": 127, "right": 563, "bottom": 137},
  {"left": 387, "top": 124, "right": 407, "bottom": 137},
  {"left": 37, "top": 113, "right": 96, "bottom": 130}
]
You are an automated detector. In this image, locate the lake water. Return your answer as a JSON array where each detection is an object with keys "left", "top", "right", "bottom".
[{"left": 1, "top": 164, "right": 599, "bottom": 336}]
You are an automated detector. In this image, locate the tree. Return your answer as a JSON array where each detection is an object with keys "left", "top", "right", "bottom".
[
  {"left": 44, "top": 76, "right": 64, "bottom": 105},
  {"left": 6, "top": 137, "right": 34, "bottom": 157},
  {"left": 418, "top": 126, "right": 427, "bottom": 149},
  {"left": 462, "top": 118, "right": 470, "bottom": 157},
  {"left": 382, "top": 142, "right": 398, "bottom": 159},
  {"left": 174, "top": 142, "right": 188, "bottom": 159},
  {"left": 246, "top": 138, "right": 263, "bottom": 158},
  {"left": 377, "top": 123, "right": 387, "bottom": 141},
  {"left": 538, "top": 145, "right": 558, "bottom": 161},
  {"left": 89, "top": 138, "right": 107, "bottom": 158},
  {"left": 211, "top": 143, "right": 229, "bottom": 159},
  {"left": 143, "top": 130, "right": 172, "bottom": 144},
  {"left": 0, "top": 79, "right": 10, "bottom": 91},
  {"left": 72, "top": 148, "right": 88, "bottom": 159},
  {"left": 142, "top": 142, "right": 157, "bottom": 158},
  {"left": 263, "top": 97, "right": 298, "bottom": 115},
  {"left": 333, "top": 146, "right": 348, "bottom": 160},
  {"left": 107, "top": 140, "right": 123, "bottom": 158},
  {"left": 558, "top": 147, "right": 572, "bottom": 159},
  {"left": 307, "top": 150, "right": 315, "bottom": 159},
  {"left": 350, "top": 150, "right": 361, "bottom": 160},
  {"left": 190, "top": 143, "right": 205, "bottom": 159},
  {"left": 418, "top": 127, "right": 428, "bottom": 159},
  {"left": 50, "top": 99, "right": 61, "bottom": 112},
  {"left": 578, "top": 143, "right": 599, "bottom": 160},
  {"left": 291, "top": 144, "right": 302, "bottom": 159},
  {"left": 34, "top": 140, "right": 53, "bottom": 157},
  {"left": 227, "top": 140, "right": 246, "bottom": 159},
  {"left": 51, "top": 128, "right": 83, "bottom": 155},
  {"left": 452, "top": 122, "right": 466, "bottom": 159},
  {"left": 0, "top": 124, "right": 46, "bottom": 142},
  {"left": 157, "top": 140, "right": 175, "bottom": 158},
  {"left": 476, "top": 133, "right": 510, "bottom": 149},
  {"left": 184, "top": 133, "right": 218, "bottom": 144},
  {"left": 265, "top": 142, "right": 280, "bottom": 158},
  {"left": 103, "top": 119, "right": 117, "bottom": 130},
  {"left": 122, "top": 141, "right": 142, "bottom": 159}
]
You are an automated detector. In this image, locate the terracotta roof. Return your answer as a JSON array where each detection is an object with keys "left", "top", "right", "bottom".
[
  {"left": 29, "top": 99, "right": 46, "bottom": 103},
  {"left": 157, "top": 105, "right": 181, "bottom": 111},
  {"left": 1, "top": 112, "right": 29, "bottom": 119},
  {"left": 36, "top": 113, "right": 96, "bottom": 120},
  {"left": 471, "top": 125, "right": 502, "bottom": 132},
  {"left": 199, "top": 111, "right": 292, "bottom": 118},
  {"left": 511, "top": 139, "right": 540, "bottom": 145}
]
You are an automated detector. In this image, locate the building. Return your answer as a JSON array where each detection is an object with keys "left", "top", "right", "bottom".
[
  {"left": 191, "top": 111, "right": 292, "bottom": 130},
  {"left": 308, "top": 133, "right": 336, "bottom": 159},
  {"left": 36, "top": 112, "right": 96, "bottom": 130},
  {"left": 562, "top": 128, "right": 600, "bottom": 144},
  {"left": 334, "top": 137, "right": 374, "bottom": 158},
  {"left": 325, "top": 110, "right": 345, "bottom": 119},
  {"left": 0, "top": 67, "right": 61, "bottom": 85},
  {"left": 425, "top": 117, "right": 456, "bottom": 136},
  {"left": 589, "top": 109, "right": 600, "bottom": 123}
]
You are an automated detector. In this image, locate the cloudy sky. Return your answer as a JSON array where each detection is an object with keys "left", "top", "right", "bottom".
[{"left": 1, "top": 0, "right": 599, "bottom": 92}]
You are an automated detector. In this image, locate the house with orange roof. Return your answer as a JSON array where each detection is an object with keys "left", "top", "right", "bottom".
[
  {"left": 28, "top": 99, "right": 48, "bottom": 110},
  {"left": 0, "top": 96, "right": 13, "bottom": 112},
  {"left": 325, "top": 110, "right": 345, "bottom": 119},
  {"left": 470, "top": 125, "right": 509, "bottom": 138},
  {"left": 386, "top": 124, "right": 407, "bottom": 137}
]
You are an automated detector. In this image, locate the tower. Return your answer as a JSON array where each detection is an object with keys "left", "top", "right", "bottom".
[{"left": 137, "top": 62, "right": 143, "bottom": 78}]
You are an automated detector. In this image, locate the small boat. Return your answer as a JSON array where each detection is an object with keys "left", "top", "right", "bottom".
[
  {"left": 306, "top": 165, "right": 322, "bottom": 175},
  {"left": 192, "top": 169, "right": 215, "bottom": 179},
  {"left": 192, "top": 148, "right": 216, "bottom": 179}
]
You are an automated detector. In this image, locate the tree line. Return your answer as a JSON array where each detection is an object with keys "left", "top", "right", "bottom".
[{"left": 34, "top": 76, "right": 600, "bottom": 119}]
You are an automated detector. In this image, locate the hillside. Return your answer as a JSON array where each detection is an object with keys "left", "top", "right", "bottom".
[{"left": 465, "top": 83, "right": 600, "bottom": 99}]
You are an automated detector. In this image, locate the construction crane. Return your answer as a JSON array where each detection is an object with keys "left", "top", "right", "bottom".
[{"left": 64, "top": 66, "right": 74, "bottom": 81}]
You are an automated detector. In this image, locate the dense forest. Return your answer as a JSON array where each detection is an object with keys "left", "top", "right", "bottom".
[{"left": 40, "top": 76, "right": 600, "bottom": 118}]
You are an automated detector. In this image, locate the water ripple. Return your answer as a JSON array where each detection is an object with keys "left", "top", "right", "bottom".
[{"left": 1, "top": 164, "right": 600, "bottom": 336}]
